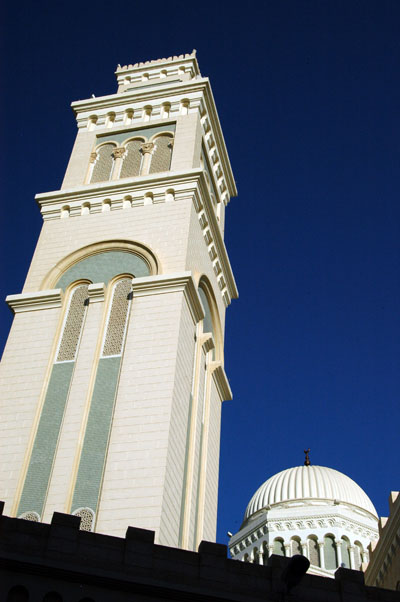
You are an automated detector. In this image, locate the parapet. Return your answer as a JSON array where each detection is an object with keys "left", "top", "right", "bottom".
[{"left": 1, "top": 508, "right": 399, "bottom": 601}]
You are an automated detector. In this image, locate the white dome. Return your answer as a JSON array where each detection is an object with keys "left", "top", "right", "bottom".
[{"left": 244, "top": 465, "right": 377, "bottom": 520}]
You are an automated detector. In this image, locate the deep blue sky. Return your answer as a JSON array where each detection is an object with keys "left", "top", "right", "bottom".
[{"left": 1, "top": 1, "right": 399, "bottom": 546}]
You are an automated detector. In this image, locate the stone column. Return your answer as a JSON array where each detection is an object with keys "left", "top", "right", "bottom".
[
  {"left": 318, "top": 541, "right": 325, "bottom": 569},
  {"left": 335, "top": 540, "right": 342, "bottom": 567},
  {"left": 301, "top": 541, "right": 308, "bottom": 557},
  {"left": 85, "top": 151, "right": 98, "bottom": 184},
  {"left": 111, "top": 147, "right": 126, "bottom": 180},
  {"left": 349, "top": 545, "right": 355, "bottom": 569},
  {"left": 140, "top": 142, "right": 155, "bottom": 175},
  {"left": 284, "top": 543, "right": 291, "bottom": 558}
]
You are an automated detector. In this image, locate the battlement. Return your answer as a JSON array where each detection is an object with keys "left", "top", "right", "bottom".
[
  {"left": 1, "top": 508, "right": 399, "bottom": 602},
  {"left": 116, "top": 51, "right": 200, "bottom": 93}
]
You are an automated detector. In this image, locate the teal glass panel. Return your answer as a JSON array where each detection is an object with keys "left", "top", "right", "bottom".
[
  {"left": 71, "top": 356, "right": 121, "bottom": 512},
  {"left": 56, "top": 251, "right": 150, "bottom": 290},
  {"left": 17, "top": 362, "right": 74, "bottom": 516}
]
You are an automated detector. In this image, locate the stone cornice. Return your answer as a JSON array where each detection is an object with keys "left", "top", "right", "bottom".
[
  {"left": 6, "top": 289, "right": 63, "bottom": 313},
  {"left": 35, "top": 170, "right": 238, "bottom": 307},
  {"left": 210, "top": 361, "right": 232, "bottom": 402},
  {"left": 131, "top": 272, "right": 204, "bottom": 324},
  {"left": 71, "top": 78, "right": 236, "bottom": 198},
  {"left": 88, "top": 283, "right": 105, "bottom": 303}
]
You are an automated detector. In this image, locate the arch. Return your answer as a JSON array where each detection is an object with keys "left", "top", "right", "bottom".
[
  {"left": 341, "top": 536, "right": 351, "bottom": 568},
  {"left": 273, "top": 538, "right": 285, "bottom": 556},
  {"left": 91, "top": 142, "right": 116, "bottom": 183},
  {"left": 149, "top": 133, "right": 173, "bottom": 174},
  {"left": 41, "top": 240, "right": 159, "bottom": 290},
  {"left": 73, "top": 507, "right": 95, "bottom": 532},
  {"left": 252, "top": 546, "right": 259, "bottom": 564},
  {"left": 198, "top": 276, "right": 223, "bottom": 362},
  {"left": 324, "top": 534, "right": 337, "bottom": 570},
  {"left": 354, "top": 541, "right": 363, "bottom": 570},
  {"left": 291, "top": 536, "right": 302, "bottom": 556},
  {"left": 307, "top": 535, "right": 320, "bottom": 567},
  {"left": 6, "top": 585, "right": 29, "bottom": 602},
  {"left": 243, "top": 553, "right": 249, "bottom": 562},
  {"left": 120, "top": 137, "right": 146, "bottom": 178}
]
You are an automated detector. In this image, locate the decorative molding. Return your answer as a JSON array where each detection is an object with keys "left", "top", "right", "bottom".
[
  {"left": 6, "top": 289, "right": 63, "bottom": 313},
  {"left": 112, "top": 147, "right": 126, "bottom": 159},
  {"left": 88, "top": 282, "right": 106, "bottom": 303},
  {"left": 90, "top": 152, "right": 97, "bottom": 163},
  {"left": 200, "top": 333, "right": 214, "bottom": 353},
  {"left": 140, "top": 142, "right": 155, "bottom": 154},
  {"left": 132, "top": 272, "right": 204, "bottom": 324},
  {"left": 209, "top": 361, "right": 232, "bottom": 401}
]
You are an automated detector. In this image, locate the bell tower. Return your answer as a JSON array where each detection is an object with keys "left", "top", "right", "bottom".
[{"left": 0, "top": 51, "right": 237, "bottom": 551}]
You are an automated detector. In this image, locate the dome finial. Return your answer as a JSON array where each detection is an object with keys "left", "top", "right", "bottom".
[{"left": 304, "top": 448, "right": 311, "bottom": 466}]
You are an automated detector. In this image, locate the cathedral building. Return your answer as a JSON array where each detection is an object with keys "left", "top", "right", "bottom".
[{"left": 0, "top": 51, "right": 237, "bottom": 552}]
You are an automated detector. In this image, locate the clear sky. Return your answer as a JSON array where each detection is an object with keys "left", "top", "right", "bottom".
[{"left": 1, "top": 1, "right": 399, "bottom": 546}]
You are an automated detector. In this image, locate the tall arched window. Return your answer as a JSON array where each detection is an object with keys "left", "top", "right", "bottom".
[
  {"left": 149, "top": 135, "right": 173, "bottom": 173},
  {"left": 91, "top": 143, "right": 115, "bottom": 183},
  {"left": 120, "top": 139, "right": 143, "bottom": 178},
  {"left": 73, "top": 507, "right": 95, "bottom": 532},
  {"left": 308, "top": 536, "right": 320, "bottom": 567},
  {"left": 341, "top": 537, "right": 351, "bottom": 568},
  {"left": 273, "top": 538, "right": 285, "bottom": 556},
  {"left": 324, "top": 535, "right": 337, "bottom": 570}
]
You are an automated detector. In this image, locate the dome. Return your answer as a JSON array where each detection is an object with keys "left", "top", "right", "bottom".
[{"left": 244, "top": 465, "right": 377, "bottom": 520}]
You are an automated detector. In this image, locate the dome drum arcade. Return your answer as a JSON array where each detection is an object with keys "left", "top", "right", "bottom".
[{"left": 229, "top": 456, "right": 379, "bottom": 578}]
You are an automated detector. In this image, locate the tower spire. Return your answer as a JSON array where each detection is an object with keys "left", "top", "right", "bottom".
[{"left": 304, "top": 448, "right": 311, "bottom": 466}]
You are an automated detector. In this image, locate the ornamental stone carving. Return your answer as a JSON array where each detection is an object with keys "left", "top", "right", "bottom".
[
  {"left": 140, "top": 142, "right": 155, "bottom": 154},
  {"left": 112, "top": 147, "right": 126, "bottom": 159},
  {"left": 90, "top": 151, "right": 97, "bottom": 163}
]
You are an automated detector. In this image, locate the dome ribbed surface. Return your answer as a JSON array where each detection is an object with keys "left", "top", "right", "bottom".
[{"left": 244, "top": 465, "right": 377, "bottom": 520}]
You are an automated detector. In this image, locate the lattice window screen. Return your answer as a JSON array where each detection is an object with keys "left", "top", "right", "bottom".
[
  {"left": 354, "top": 544, "right": 362, "bottom": 569},
  {"left": 102, "top": 278, "right": 132, "bottom": 357},
  {"left": 57, "top": 285, "right": 89, "bottom": 362},
  {"left": 91, "top": 144, "right": 115, "bottom": 182},
  {"left": 120, "top": 140, "right": 142, "bottom": 178},
  {"left": 308, "top": 538, "right": 320, "bottom": 566},
  {"left": 291, "top": 539, "right": 302, "bottom": 555},
  {"left": 19, "top": 511, "right": 39, "bottom": 522},
  {"left": 74, "top": 507, "right": 95, "bottom": 531},
  {"left": 149, "top": 136, "right": 173, "bottom": 173}
]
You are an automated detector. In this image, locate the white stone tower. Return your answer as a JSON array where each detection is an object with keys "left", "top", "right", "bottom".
[{"left": 0, "top": 51, "right": 237, "bottom": 551}]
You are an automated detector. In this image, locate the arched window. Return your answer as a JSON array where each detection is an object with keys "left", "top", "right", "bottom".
[
  {"left": 308, "top": 536, "right": 320, "bottom": 567},
  {"left": 252, "top": 547, "right": 259, "bottom": 564},
  {"left": 262, "top": 542, "right": 268, "bottom": 565},
  {"left": 19, "top": 511, "right": 39, "bottom": 522},
  {"left": 56, "top": 284, "right": 89, "bottom": 363},
  {"left": 273, "top": 538, "right": 285, "bottom": 556},
  {"left": 6, "top": 585, "right": 29, "bottom": 602},
  {"left": 324, "top": 535, "right": 337, "bottom": 570},
  {"left": 73, "top": 507, "right": 95, "bottom": 532},
  {"left": 354, "top": 541, "right": 363, "bottom": 570},
  {"left": 102, "top": 278, "right": 132, "bottom": 357},
  {"left": 341, "top": 537, "right": 351, "bottom": 568},
  {"left": 91, "top": 143, "right": 115, "bottom": 183},
  {"left": 149, "top": 135, "right": 173, "bottom": 173},
  {"left": 243, "top": 553, "right": 249, "bottom": 562},
  {"left": 120, "top": 139, "right": 143, "bottom": 178},
  {"left": 291, "top": 537, "right": 302, "bottom": 555}
]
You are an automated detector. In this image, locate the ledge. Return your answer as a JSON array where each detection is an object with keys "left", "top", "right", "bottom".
[
  {"left": 6, "top": 289, "right": 63, "bottom": 313},
  {"left": 210, "top": 361, "right": 232, "bottom": 401},
  {"left": 132, "top": 272, "right": 204, "bottom": 324}
]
